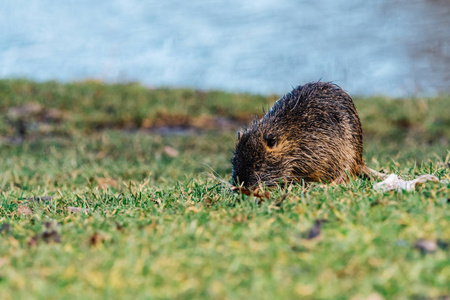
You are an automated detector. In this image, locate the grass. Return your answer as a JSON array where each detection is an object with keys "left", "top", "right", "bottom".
[{"left": 0, "top": 79, "right": 449, "bottom": 299}]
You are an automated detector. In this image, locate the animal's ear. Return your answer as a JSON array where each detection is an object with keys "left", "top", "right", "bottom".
[
  {"left": 264, "top": 134, "right": 277, "bottom": 148},
  {"left": 237, "top": 131, "right": 241, "bottom": 140}
]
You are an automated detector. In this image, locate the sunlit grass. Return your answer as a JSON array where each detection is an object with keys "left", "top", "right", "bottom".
[{"left": 0, "top": 80, "right": 448, "bottom": 299}]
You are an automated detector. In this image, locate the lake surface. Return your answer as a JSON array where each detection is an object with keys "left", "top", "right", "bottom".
[{"left": 1, "top": 0, "right": 449, "bottom": 96}]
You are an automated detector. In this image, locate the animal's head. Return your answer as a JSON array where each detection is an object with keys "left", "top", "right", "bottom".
[{"left": 231, "top": 122, "right": 296, "bottom": 188}]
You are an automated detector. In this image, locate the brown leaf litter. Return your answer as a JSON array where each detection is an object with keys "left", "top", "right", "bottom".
[
  {"left": 231, "top": 186, "right": 271, "bottom": 200},
  {"left": 163, "top": 146, "right": 179, "bottom": 158},
  {"left": 27, "top": 222, "right": 61, "bottom": 246},
  {"left": 17, "top": 205, "right": 33, "bottom": 216},
  {"left": 306, "top": 219, "right": 328, "bottom": 240},
  {"left": 89, "top": 233, "right": 104, "bottom": 246},
  {"left": 96, "top": 177, "right": 119, "bottom": 190}
]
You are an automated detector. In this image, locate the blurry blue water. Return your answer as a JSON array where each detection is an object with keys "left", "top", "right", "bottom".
[{"left": 1, "top": 0, "right": 449, "bottom": 96}]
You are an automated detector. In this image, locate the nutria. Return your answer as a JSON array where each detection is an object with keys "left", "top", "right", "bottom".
[{"left": 231, "top": 82, "right": 382, "bottom": 188}]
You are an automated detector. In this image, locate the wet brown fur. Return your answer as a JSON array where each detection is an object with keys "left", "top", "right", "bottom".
[{"left": 231, "top": 82, "right": 378, "bottom": 188}]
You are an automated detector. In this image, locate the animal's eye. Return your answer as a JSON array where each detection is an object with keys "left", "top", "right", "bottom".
[
  {"left": 255, "top": 162, "right": 262, "bottom": 170},
  {"left": 264, "top": 134, "right": 277, "bottom": 148}
]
